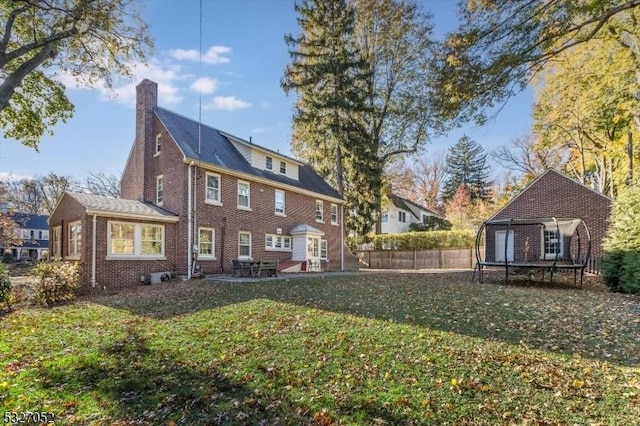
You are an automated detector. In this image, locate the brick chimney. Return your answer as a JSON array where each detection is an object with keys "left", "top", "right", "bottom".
[{"left": 120, "top": 79, "right": 158, "bottom": 202}]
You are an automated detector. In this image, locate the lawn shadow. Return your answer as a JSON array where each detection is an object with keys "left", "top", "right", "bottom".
[
  {"left": 91, "top": 271, "right": 640, "bottom": 367},
  {"left": 36, "top": 324, "right": 315, "bottom": 425}
]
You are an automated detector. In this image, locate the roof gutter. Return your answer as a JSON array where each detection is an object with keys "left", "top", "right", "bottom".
[{"left": 84, "top": 209, "right": 180, "bottom": 223}]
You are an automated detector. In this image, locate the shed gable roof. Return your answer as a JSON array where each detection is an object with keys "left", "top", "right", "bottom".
[
  {"left": 155, "top": 107, "right": 341, "bottom": 201},
  {"left": 490, "top": 169, "right": 612, "bottom": 221}
]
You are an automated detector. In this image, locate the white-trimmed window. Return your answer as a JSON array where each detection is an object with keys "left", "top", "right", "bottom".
[
  {"left": 399, "top": 211, "right": 406, "bottom": 223},
  {"left": 330, "top": 204, "right": 338, "bottom": 225},
  {"left": 155, "top": 133, "right": 162, "bottom": 155},
  {"left": 156, "top": 175, "right": 164, "bottom": 205},
  {"left": 280, "top": 161, "right": 286, "bottom": 174},
  {"left": 275, "top": 190, "right": 285, "bottom": 215},
  {"left": 110, "top": 222, "right": 135, "bottom": 254},
  {"left": 321, "top": 239, "right": 328, "bottom": 260},
  {"left": 108, "top": 221, "right": 165, "bottom": 258},
  {"left": 238, "top": 231, "right": 252, "bottom": 259},
  {"left": 315, "top": 200, "right": 324, "bottom": 222},
  {"left": 307, "top": 236, "right": 320, "bottom": 258},
  {"left": 206, "top": 173, "right": 221, "bottom": 204},
  {"left": 542, "top": 229, "right": 563, "bottom": 260},
  {"left": 51, "top": 226, "right": 61, "bottom": 258},
  {"left": 68, "top": 221, "right": 82, "bottom": 258},
  {"left": 381, "top": 210, "right": 388, "bottom": 222},
  {"left": 141, "top": 225, "right": 163, "bottom": 255},
  {"left": 237, "top": 181, "right": 250, "bottom": 209},
  {"left": 266, "top": 156, "right": 273, "bottom": 170},
  {"left": 265, "top": 234, "right": 292, "bottom": 251},
  {"left": 198, "top": 227, "right": 215, "bottom": 259}
]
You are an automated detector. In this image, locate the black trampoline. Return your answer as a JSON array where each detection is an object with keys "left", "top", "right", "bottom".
[{"left": 473, "top": 217, "right": 591, "bottom": 288}]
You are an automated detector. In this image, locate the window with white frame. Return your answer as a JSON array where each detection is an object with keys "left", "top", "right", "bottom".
[
  {"left": 307, "top": 236, "right": 320, "bottom": 258},
  {"left": 330, "top": 204, "right": 338, "bottom": 225},
  {"left": 155, "top": 133, "right": 162, "bottom": 155},
  {"left": 68, "top": 221, "right": 82, "bottom": 258},
  {"left": 265, "top": 234, "right": 292, "bottom": 251},
  {"left": 315, "top": 200, "right": 324, "bottom": 222},
  {"left": 542, "top": 229, "right": 563, "bottom": 260},
  {"left": 198, "top": 227, "right": 215, "bottom": 258},
  {"left": 206, "top": 173, "right": 221, "bottom": 204},
  {"left": 381, "top": 210, "right": 389, "bottom": 222},
  {"left": 275, "top": 190, "right": 285, "bottom": 215},
  {"left": 40, "top": 230, "right": 49, "bottom": 240},
  {"left": 156, "top": 175, "right": 164, "bottom": 205},
  {"left": 238, "top": 231, "right": 252, "bottom": 258},
  {"left": 107, "top": 221, "right": 165, "bottom": 258},
  {"left": 280, "top": 161, "right": 286, "bottom": 174},
  {"left": 266, "top": 156, "right": 273, "bottom": 170},
  {"left": 321, "top": 239, "right": 328, "bottom": 260},
  {"left": 52, "top": 226, "right": 61, "bottom": 258},
  {"left": 237, "top": 181, "right": 250, "bottom": 209},
  {"left": 398, "top": 211, "right": 406, "bottom": 223},
  {"left": 110, "top": 222, "right": 135, "bottom": 254},
  {"left": 141, "top": 225, "right": 163, "bottom": 255}
]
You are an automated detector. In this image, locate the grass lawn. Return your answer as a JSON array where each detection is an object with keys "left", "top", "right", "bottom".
[{"left": 1, "top": 271, "right": 639, "bottom": 425}]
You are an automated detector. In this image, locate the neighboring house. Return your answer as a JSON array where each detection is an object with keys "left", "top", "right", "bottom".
[
  {"left": 380, "top": 194, "right": 440, "bottom": 234},
  {"left": 49, "top": 79, "right": 350, "bottom": 291},
  {"left": 485, "top": 169, "right": 612, "bottom": 266},
  {"left": 0, "top": 213, "right": 49, "bottom": 261}
]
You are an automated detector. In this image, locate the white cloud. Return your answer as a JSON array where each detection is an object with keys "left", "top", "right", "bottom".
[
  {"left": 52, "top": 60, "right": 185, "bottom": 108},
  {"left": 170, "top": 45, "right": 231, "bottom": 64},
  {"left": 191, "top": 77, "right": 219, "bottom": 94},
  {"left": 204, "top": 96, "right": 251, "bottom": 111},
  {"left": 0, "top": 172, "right": 32, "bottom": 181}
]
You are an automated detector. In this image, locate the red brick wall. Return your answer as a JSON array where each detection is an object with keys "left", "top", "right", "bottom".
[
  {"left": 182, "top": 166, "right": 343, "bottom": 275},
  {"left": 487, "top": 170, "right": 611, "bottom": 262},
  {"left": 121, "top": 79, "right": 158, "bottom": 202}
]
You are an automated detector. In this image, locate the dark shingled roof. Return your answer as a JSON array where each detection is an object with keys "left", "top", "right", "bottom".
[
  {"left": 12, "top": 213, "right": 48, "bottom": 230},
  {"left": 390, "top": 194, "right": 438, "bottom": 219},
  {"left": 10, "top": 213, "right": 49, "bottom": 248},
  {"left": 155, "top": 107, "right": 341, "bottom": 200}
]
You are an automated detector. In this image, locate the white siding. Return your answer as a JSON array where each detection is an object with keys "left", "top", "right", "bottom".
[
  {"left": 381, "top": 206, "right": 414, "bottom": 234},
  {"left": 292, "top": 234, "right": 307, "bottom": 261},
  {"left": 251, "top": 149, "right": 299, "bottom": 180},
  {"left": 229, "top": 139, "right": 252, "bottom": 163}
]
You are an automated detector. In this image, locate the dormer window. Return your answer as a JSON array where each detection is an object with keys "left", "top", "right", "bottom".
[
  {"left": 266, "top": 156, "right": 273, "bottom": 170},
  {"left": 280, "top": 161, "right": 286, "bottom": 174},
  {"left": 155, "top": 133, "right": 162, "bottom": 155}
]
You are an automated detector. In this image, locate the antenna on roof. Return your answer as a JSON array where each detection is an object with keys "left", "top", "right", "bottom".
[{"left": 198, "top": 0, "right": 203, "bottom": 156}]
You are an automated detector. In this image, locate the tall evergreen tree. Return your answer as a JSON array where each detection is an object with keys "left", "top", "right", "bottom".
[
  {"left": 442, "top": 136, "right": 491, "bottom": 203},
  {"left": 282, "top": 0, "right": 379, "bottom": 237}
]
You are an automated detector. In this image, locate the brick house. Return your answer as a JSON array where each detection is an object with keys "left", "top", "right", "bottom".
[
  {"left": 484, "top": 169, "right": 612, "bottom": 267},
  {"left": 49, "top": 79, "right": 349, "bottom": 291}
]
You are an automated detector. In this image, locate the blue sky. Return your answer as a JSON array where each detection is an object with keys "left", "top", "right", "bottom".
[{"left": 0, "top": 0, "right": 533, "bottom": 182}]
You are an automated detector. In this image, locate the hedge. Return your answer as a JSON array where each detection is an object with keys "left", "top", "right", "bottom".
[{"left": 361, "top": 230, "right": 477, "bottom": 251}]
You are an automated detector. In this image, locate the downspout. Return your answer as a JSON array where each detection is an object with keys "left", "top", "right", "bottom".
[
  {"left": 187, "top": 162, "right": 194, "bottom": 280},
  {"left": 91, "top": 214, "right": 97, "bottom": 288},
  {"left": 340, "top": 204, "right": 344, "bottom": 271}
]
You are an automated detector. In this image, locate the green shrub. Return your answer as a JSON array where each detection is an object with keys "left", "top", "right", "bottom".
[
  {"left": 32, "top": 261, "right": 81, "bottom": 306},
  {"left": 0, "top": 263, "right": 12, "bottom": 309},
  {"left": 602, "top": 184, "right": 640, "bottom": 294},
  {"left": 601, "top": 250, "right": 623, "bottom": 292},
  {"left": 371, "top": 230, "right": 476, "bottom": 250},
  {"left": 408, "top": 217, "right": 452, "bottom": 232}
]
